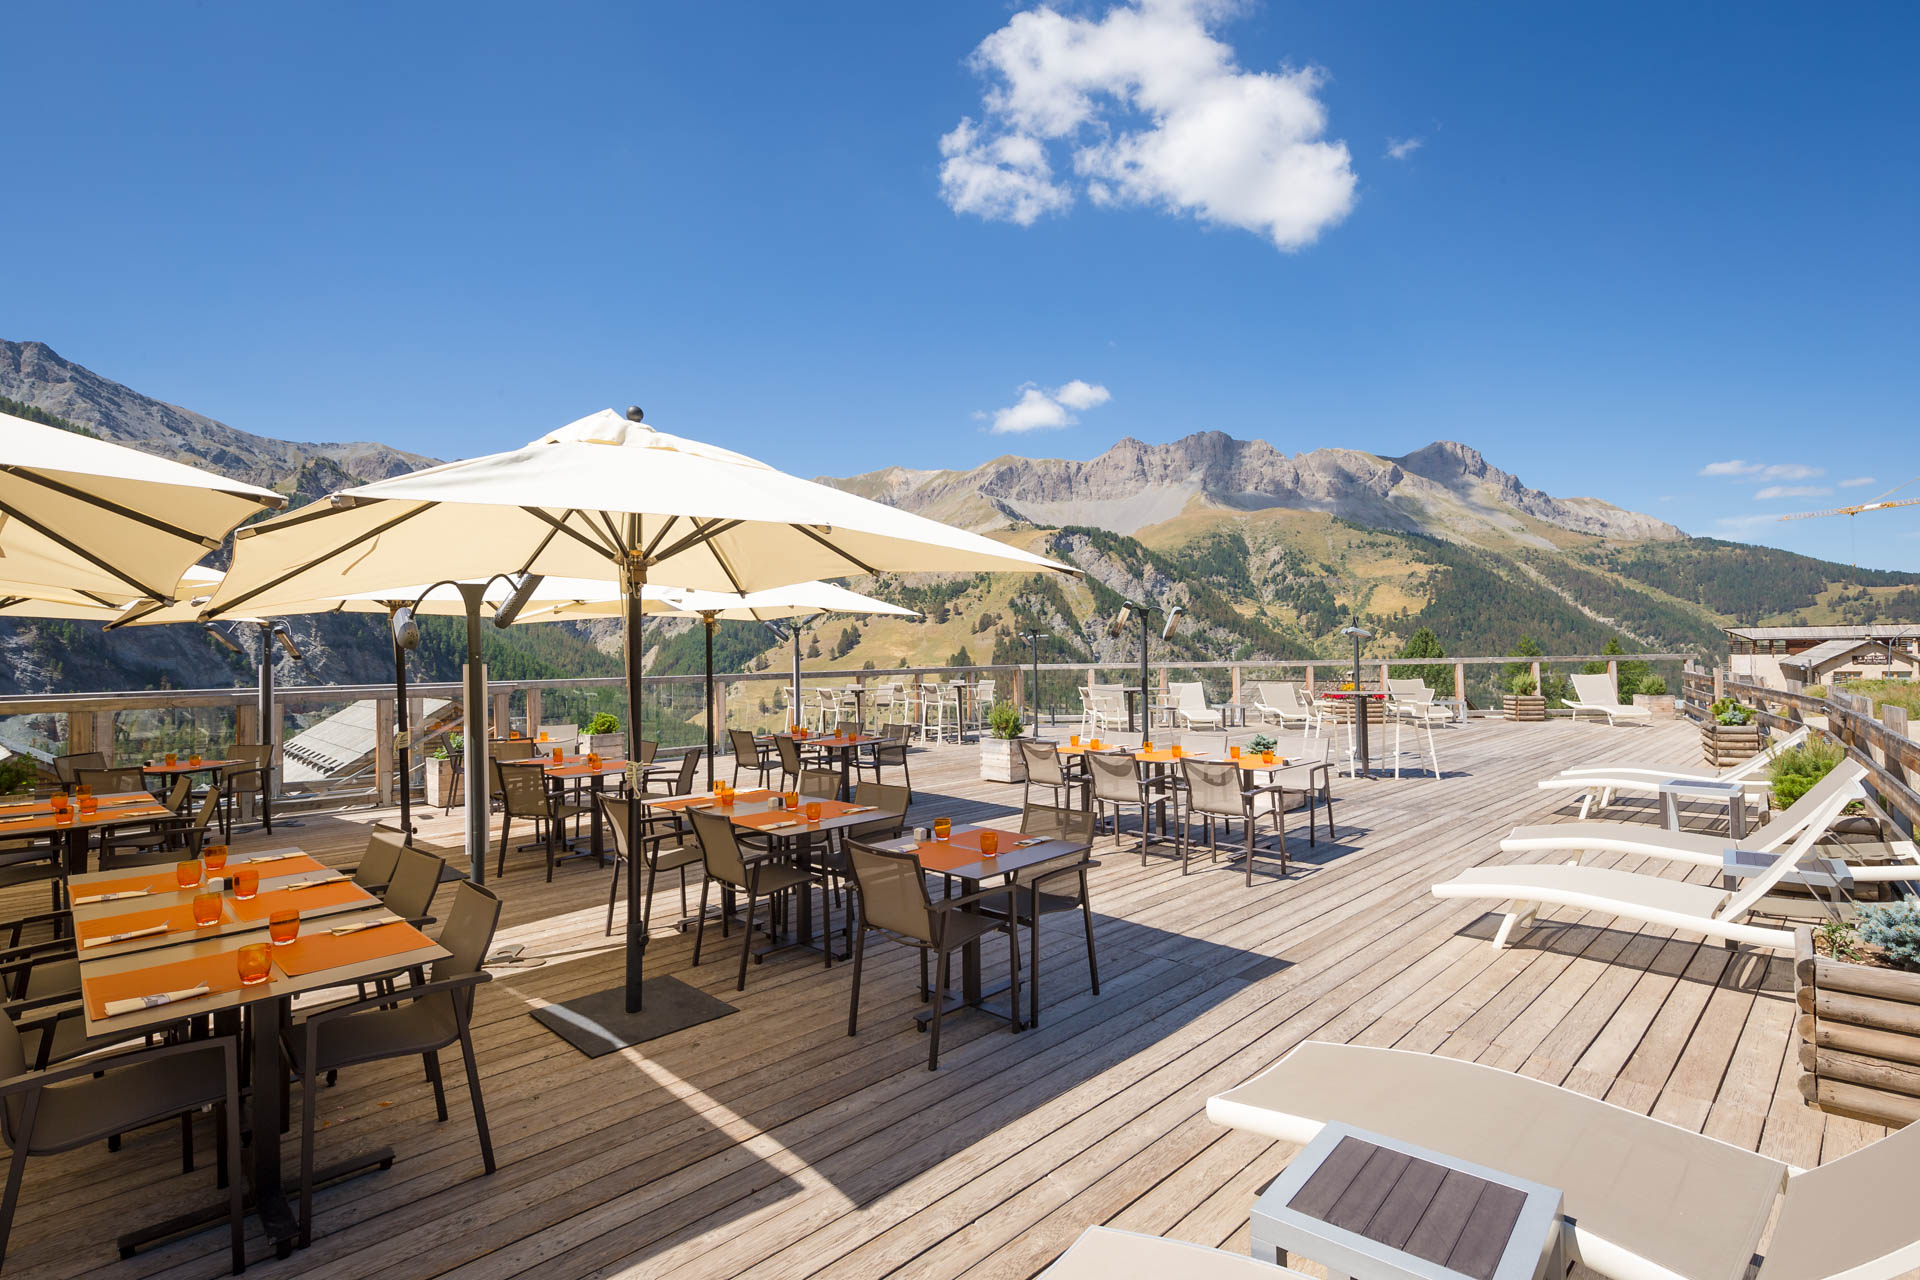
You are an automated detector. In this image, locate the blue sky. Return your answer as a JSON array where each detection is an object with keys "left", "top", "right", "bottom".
[{"left": 5, "top": 1, "right": 1917, "bottom": 567}]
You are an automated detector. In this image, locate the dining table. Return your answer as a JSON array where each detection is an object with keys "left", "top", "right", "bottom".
[
  {"left": 70, "top": 848, "right": 446, "bottom": 1261},
  {"left": 142, "top": 757, "right": 241, "bottom": 840},
  {"left": 0, "top": 790, "right": 177, "bottom": 875},
  {"left": 774, "top": 731, "right": 879, "bottom": 800},
  {"left": 870, "top": 822, "right": 1092, "bottom": 1026},
  {"left": 537, "top": 753, "right": 630, "bottom": 863}
]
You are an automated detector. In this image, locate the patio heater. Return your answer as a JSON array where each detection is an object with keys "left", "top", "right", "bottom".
[
  {"left": 764, "top": 621, "right": 804, "bottom": 730},
  {"left": 1341, "top": 624, "right": 1375, "bottom": 778},
  {"left": 1108, "top": 601, "right": 1162, "bottom": 736},
  {"left": 1019, "top": 628, "right": 1049, "bottom": 727}
]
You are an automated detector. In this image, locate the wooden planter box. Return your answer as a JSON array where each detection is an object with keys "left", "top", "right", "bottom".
[
  {"left": 1794, "top": 929, "right": 1920, "bottom": 1126},
  {"left": 424, "top": 758, "right": 456, "bottom": 808},
  {"left": 1701, "top": 721, "right": 1764, "bottom": 767},
  {"left": 1632, "top": 693, "right": 1677, "bottom": 720},
  {"left": 980, "top": 736, "right": 1026, "bottom": 783},
  {"left": 1502, "top": 695, "right": 1546, "bottom": 722},
  {"left": 581, "top": 731, "right": 625, "bottom": 757}
]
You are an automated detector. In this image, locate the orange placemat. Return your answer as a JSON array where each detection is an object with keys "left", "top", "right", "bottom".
[
  {"left": 946, "top": 827, "right": 1022, "bottom": 852},
  {"left": 273, "top": 920, "right": 433, "bottom": 977},
  {"left": 77, "top": 868, "right": 192, "bottom": 898},
  {"left": 732, "top": 809, "right": 820, "bottom": 832},
  {"left": 78, "top": 803, "right": 170, "bottom": 828},
  {"left": 229, "top": 879, "right": 374, "bottom": 922},
  {"left": 657, "top": 788, "right": 773, "bottom": 812},
  {"left": 911, "top": 841, "right": 993, "bottom": 874},
  {"left": 1235, "top": 756, "right": 1290, "bottom": 770},
  {"left": 83, "top": 948, "right": 249, "bottom": 1021},
  {"left": 76, "top": 902, "right": 226, "bottom": 947}
]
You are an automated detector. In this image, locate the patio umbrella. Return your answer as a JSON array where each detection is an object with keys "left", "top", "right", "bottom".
[
  {"left": 0, "top": 410, "right": 283, "bottom": 605},
  {"left": 522, "top": 578, "right": 920, "bottom": 786},
  {"left": 201, "top": 407, "right": 1073, "bottom": 1018}
]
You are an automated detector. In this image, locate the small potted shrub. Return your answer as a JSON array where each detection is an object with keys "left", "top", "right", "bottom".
[
  {"left": 1502, "top": 672, "right": 1546, "bottom": 722},
  {"left": 0, "top": 754, "right": 37, "bottom": 797},
  {"left": 425, "top": 732, "right": 461, "bottom": 807},
  {"left": 1794, "top": 906, "right": 1920, "bottom": 1126},
  {"left": 581, "top": 711, "right": 623, "bottom": 756},
  {"left": 1631, "top": 674, "right": 1676, "bottom": 720},
  {"left": 980, "top": 700, "right": 1027, "bottom": 783},
  {"left": 1700, "top": 697, "right": 1764, "bottom": 765}
]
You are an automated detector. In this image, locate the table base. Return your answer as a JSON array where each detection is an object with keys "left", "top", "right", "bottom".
[
  {"left": 914, "top": 977, "right": 1022, "bottom": 1030},
  {"left": 116, "top": 1147, "right": 394, "bottom": 1262}
]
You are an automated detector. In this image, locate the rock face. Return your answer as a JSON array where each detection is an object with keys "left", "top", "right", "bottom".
[
  {"left": 0, "top": 340, "right": 437, "bottom": 494},
  {"left": 827, "top": 430, "right": 1686, "bottom": 546}
]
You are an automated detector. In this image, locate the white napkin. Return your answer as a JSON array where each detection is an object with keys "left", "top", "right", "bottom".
[
  {"left": 81, "top": 923, "right": 170, "bottom": 948},
  {"left": 761, "top": 820, "right": 802, "bottom": 831},
  {"left": 840, "top": 805, "right": 877, "bottom": 814},
  {"left": 241, "top": 851, "right": 304, "bottom": 863},
  {"left": 72, "top": 888, "right": 151, "bottom": 905},
  {"left": 283, "top": 875, "right": 345, "bottom": 890},
  {"left": 103, "top": 983, "right": 211, "bottom": 1017},
  {"left": 1013, "top": 837, "right": 1049, "bottom": 848},
  {"left": 329, "top": 919, "right": 395, "bottom": 936}
]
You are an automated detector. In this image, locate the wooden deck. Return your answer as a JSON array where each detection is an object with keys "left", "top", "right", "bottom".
[{"left": 5, "top": 718, "right": 1887, "bottom": 1280}]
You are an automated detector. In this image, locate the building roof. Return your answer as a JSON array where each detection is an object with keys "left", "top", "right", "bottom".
[
  {"left": 1780, "top": 638, "right": 1916, "bottom": 672},
  {"left": 283, "top": 697, "right": 453, "bottom": 784},
  {"left": 1726, "top": 624, "right": 1920, "bottom": 642}
]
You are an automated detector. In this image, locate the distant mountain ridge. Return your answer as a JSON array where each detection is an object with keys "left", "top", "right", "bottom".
[{"left": 826, "top": 431, "right": 1685, "bottom": 547}]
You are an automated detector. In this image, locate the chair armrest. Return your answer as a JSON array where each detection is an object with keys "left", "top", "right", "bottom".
[
  {"left": 0, "top": 1032, "right": 237, "bottom": 1097},
  {"left": 299, "top": 971, "right": 493, "bottom": 1025},
  {"left": 929, "top": 884, "right": 1017, "bottom": 912},
  {"left": 2, "top": 996, "right": 81, "bottom": 1028},
  {"left": 1026, "top": 860, "right": 1099, "bottom": 891}
]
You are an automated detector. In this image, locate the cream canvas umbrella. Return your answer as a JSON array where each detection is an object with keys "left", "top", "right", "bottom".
[
  {"left": 202, "top": 407, "right": 1073, "bottom": 1020},
  {"left": 0, "top": 411, "right": 283, "bottom": 605}
]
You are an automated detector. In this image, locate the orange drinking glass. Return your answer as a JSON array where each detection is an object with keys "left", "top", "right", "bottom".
[
  {"left": 1070, "top": 734, "right": 1080, "bottom": 747},
  {"left": 552, "top": 747, "right": 563, "bottom": 763},
  {"left": 237, "top": 943, "right": 271, "bottom": 985},
  {"left": 718, "top": 789, "right": 735, "bottom": 809},
  {"left": 1089, "top": 738, "right": 1101, "bottom": 750},
  {"left": 1229, "top": 745, "right": 1242, "bottom": 759},
  {"left": 191, "top": 892, "right": 221, "bottom": 927},
  {"left": 231, "top": 867, "right": 259, "bottom": 900},
  {"left": 805, "top": 801, "right": 822, "bottom": 822},
  {"left": 165, "top": 751, "right": 178, "bottom": 767},
  {"left": 933, "top": 817, "right": 952, "bottom": 842},
  {"left": 1261, "top": 750, "right": 1275, "bottom": 765},
  {"left": 175, "top": 859, "right": 203, "bottom": 889},
  {"left": 1140, "top": 740, "right": 1152, "bottom": 754},
  {"left": 76, "top": 783, "right": 91, "bottom": 798},
  {"left": 783, "top": 790, "right": 800, "bottom": 809},
  {"left": 269, "top": 909, "right": 300, "bottom": 946},
  {"left": 79, "top": 794, "right": 98, "bottom": 814},
  {"left": 587, "top": 752, "right": 601, "bottom": 769},
  {"left": 1172, "top": 744, "right": 1184, "bottom": 759},
  {"left": 201, "top": 845, "right": 228, "bottom": 872},
  {"left": 189, "top": 753, "right": 202, "bottom": 766},
  {"left": 980, "top": 830, "right": 999, "bottom": 856},
  {"left": 538, "top": 730, "right": 549, "bottom": 742},
  {"left": 49, "top": 792, "right": 68, "bottom": 813},
  {"left": 53, "top": 810, "right": 73, "bottom": 827}
]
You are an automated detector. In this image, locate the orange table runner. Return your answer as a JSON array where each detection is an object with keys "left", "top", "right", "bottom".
[
  {"left": 0, "top": 792, "right": 156, "bottom": 819},
  {"left": 76, "top": 901, "right": 227, "bottom": 947},
  {"left": 655, "top": 788, "right": 774, "bottom": 812},
  {"left": 229, "top": 879, "right": 374, "bottom": 922},
  {"left": 274, "top": 920, "right": 433, "bottom": 977},
  {"left": 83, "top": 948, "right": 249, "bottom": 1021},
  {"left": 732, "top": 800, "right": 865, "bottom": 832}
]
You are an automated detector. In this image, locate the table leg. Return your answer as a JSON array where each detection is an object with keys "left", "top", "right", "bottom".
[
  {"left": 796, "top": 833, "right": 815, "bottom": 946},
  {"left": 839, "top": 747, "right": 853, "bottom": 802},
  {"left": 1729, "top": 797, "right": 1747, "bottom": 841},
  {"left": 961, "top": 872, "right": 982, "bottom": 1004},
  {"left": 1660, "top": 791, "right": 1680, "bottom": 832},
  {"left": 589, "top": 774, "right": 605, "bottom": 863},
  {"left": 1355, "top": 702, "right": 1371, "bottom": 779},
  {"left": 250, "top": 995, "right": 300, "bottom": 1256}
]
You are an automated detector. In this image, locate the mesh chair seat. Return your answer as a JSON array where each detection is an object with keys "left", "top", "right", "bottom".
[
  {"left": 286, "top": 997, "right": 459, "bottom": 1074},
  {"left": 6, "top": 1043, "right": 228, "bottom": 1157}
]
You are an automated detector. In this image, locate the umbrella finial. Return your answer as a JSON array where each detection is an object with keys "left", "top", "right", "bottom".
[{"left": 625, "top": 406, "right": 644, "bottom": 423}]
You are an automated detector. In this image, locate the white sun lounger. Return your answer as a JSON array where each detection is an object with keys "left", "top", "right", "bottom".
[
  {"left": 1564, "top": 672, "right": 1653, "bottom": 726},
  {"left": 1208, "top": 1041, "right": 1920, "bottom": 1280},
  {"left": 1541, "top": 725, "right": 1808, "bottom": 818},
  {"left": 1040, "top": 1226, "right": 1310, "bottom": 1278},
  {"left": 1434, "top": 783, "right": 1854, "bottom": 952},
  {"left": 1508, "top": 760, "right": 1917, "bottom": 881}
]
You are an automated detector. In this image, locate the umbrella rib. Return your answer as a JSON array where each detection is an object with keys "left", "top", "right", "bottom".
[
  {"left": 205, "top": 502, "right": 432, "bottom": 617},
  {"left": 514, "top": 520, "right": 563, "bottom": 577},
  {"left": 0, "top": 494, "right": 171, "bottom": 602},
  {"left": 593, "top": 510, "right": 627, "bottom": 556},
  {"left": 520, "top": 508, "right": 622, "bottom": 563},
  {"left": 789, "top": 523, "right": 880, "bottom": 577},
  {"left": 640, "top": 516, "right": 680, "bottom": 561},
  {"left": 698, "top": 522, "right": 750, "bottom": 595},
  {"left": 0, "top": 467, "right": 255, "bottom": 548},
  {"left": 652, "top": 519, "right": 742, "bottom": 564}
]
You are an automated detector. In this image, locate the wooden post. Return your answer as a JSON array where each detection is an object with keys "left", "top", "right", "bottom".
[
  {"left": 374, "top": 696, "right": 395, "bottom": 804},
  {"left": 67, "top": 710, "right": 93, "bottom": 757},
  {"left": 1304, "top": 664, "right": 1315, "bottom": 692},
  {"left": 1011, "top": 667, "right": 1025, "bottom": 711},
  {"left": 1379, "top": 661, "right": 1391, "bottom": 691},
  {"left": 525, "top": 689, "right": 542, "bottom": 740},
  {"left": 1230, "top": 665, "right": 1242, "bottom": 703},
  {"left": 1713, "top": 667, "right": 1726, "bottom": 705},
  {"left": 492, "top": 691, "right": 511, "bottom": 737},
  {"left": 1454, "top": 661, "right": 1466, "bottom": 702},
  {"left": 1607, "top": 658, "right": 1618, "bottom": 687},
  {"left": 1530, "top": 660, "right": 1542, "bottom": 694}
]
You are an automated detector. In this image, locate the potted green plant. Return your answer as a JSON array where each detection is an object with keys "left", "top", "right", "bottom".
[
  {"left": 1502, "top": 672, "right": 1546, "bottom": 722},
  {"left": 1630, "top": 673, "right": 1676, "bottom": 720},
  {"left": 980, "top": 700, "right": 1027, "bottom": 783},
  {"left": 1701, "top": 697, "right": 1764, "bottom": 765},
  {"left": 425, "top": 731, "right": 461, "bottom": 807},
  {"left": 0, "top": 754, "right": 37, "bottom": 797},
  {"left": 1248, "top": 733, "right": 1279, "bottom": 756},
  {"left": 1794, "top": 908, "right": 1920, "bottom": 1126},
  {"left": 581, "top": 711, "right": 623, "bottom": 756}
]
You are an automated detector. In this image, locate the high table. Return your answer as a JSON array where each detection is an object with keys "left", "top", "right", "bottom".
[
  {"left": 71, "top": 850, "right": 445, "bottom": 1259},
  {"left": 1318, "top": 690, "right": 1390, "bottom": 779},
  {"left": 871, "top": 822, "right": 1090, "bottom": 1026}
]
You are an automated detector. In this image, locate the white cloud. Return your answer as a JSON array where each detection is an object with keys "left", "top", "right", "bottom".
[
  {"left": 1385, "top": 136, "right": 1422, "bottom": 160},
  {"left": 939, "top": 0, "right": 1357, "bottom": 251},
  {"left": 1754, "top": 485, "right": 1832, "bottom": 500},
  {"left": 1699, "top": 459, "right": 1824, "bottom": 481},
  {"left": 985, "top": 379, "right": 1113, "bottom": 434},
  {"left": 1839, "top": 476, "right": 1877, "bottom": 488}
]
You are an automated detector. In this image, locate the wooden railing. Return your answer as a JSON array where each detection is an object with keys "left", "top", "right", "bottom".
[{"left": 1681, "top": 666, "right": 1920, "bottom": 834}]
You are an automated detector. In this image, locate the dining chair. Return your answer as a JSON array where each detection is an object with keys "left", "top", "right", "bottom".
[
  {"left": 1018, "top": 739, "right": 1080, "bottom": 811},
  {"left": 95, "top": 776, "right": 194, "bottom": 868},
  {"left": 729, "top": 728, "right": 775, "bottom": 789},
  {"left": 382, "top": 843, "right": 447, "bottom": 928},
  {"left": 844, "top": 838, "right": 1021, "bottom": 1070},
  {"left": 600, "top": 793, "right": 702, "bottom": 937},
  {"left": 1014, "top": 802, "right": 1101, "bottom": 1028},
  {"left": 773, "top": 735, "right": 805, "bottom": 791},
  {"left": 799, "top": 768, "right": 841, "bottom": 800},
  {"left": 284, "top": 880, "right": 501, "bottom": 1247},
  {"left": 1180, "top": 758, "right": 1289, "bottom": 885},
  {"left": 222, "top": 743, "right": 276, "bottom": 836},
  {"left": 640, "top": 750, "right": 700, "bottom": 803},
  {"left": 351, "top": 825, "right": 408, "bottom": 891},
  {"left": 50, "top": 752, "right": 105, "bottom": 790},
  {"left": 494, "top": 762, "right": 584, "bottom": 881},
  {"left": 635, "top": 739, "right": 659, "bottom": 766},
  {"left": 1085, "top": 750, "right": 1176, "bottom": 863},
  {"left": 75, "top": 767, "right": 146, "bottom": 795},
  {"left": 0, "top": 1015, "right": 245, "bottom": 1274},
  {"left": 485, "top": 739, "right": 538, "bottom": 812},
  {"left": 852, "top": 723, "right": 913, "bottom": 801},
  {"left": 688, "top": 808, "right": 817, "bottom": 991}
]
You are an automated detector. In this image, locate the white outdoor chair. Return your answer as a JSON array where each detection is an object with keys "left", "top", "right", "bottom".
[
  {"left": 1564, "top": 672, "right": 1653, "bottom": 727},
  {"left": 1252, "top": 681, "right": 1322, "bottom": 736},
  {"left": 1169, "top": 681, "right": 1222, "bottom": 730}
]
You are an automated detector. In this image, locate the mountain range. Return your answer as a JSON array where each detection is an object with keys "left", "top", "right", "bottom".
[{"left": 4, "top": 338, "right": 1917, "bottom": 715}]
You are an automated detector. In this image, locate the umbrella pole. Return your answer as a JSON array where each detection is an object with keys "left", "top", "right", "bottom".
[
  {"left": 703, "top": 612, "right": 717, "bottom": 790},
  {"left": 623, "top": 553, "right": 647, "bottom": 1013},
  {"left": 392, "top": 610, "right": 414, "bottom": 847},
  {"left": 791, "top": 629, "right": 802, "bottom": 731},
  {"left": 458, "top": 583, "right": 491, "bottom": 884},
  {"left": 256, "top": 624, "right": 274, "bottom": 827}
]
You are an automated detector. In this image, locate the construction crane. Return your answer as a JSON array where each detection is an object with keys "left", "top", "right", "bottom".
[{"left": 1778, "top": 476, "right": 1920, "bottom": 571}]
